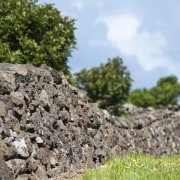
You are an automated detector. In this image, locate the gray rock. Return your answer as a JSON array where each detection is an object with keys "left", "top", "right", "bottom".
[
  {"left": 36, "top": 136, "right": 43, "bottom": 144},
  {"left": 10, "top": 92, "right": 24, "bottom": 105},
  {"left": 0, "top": 153, "right": 14, "bottom": 180},
  {"left": 0, "top": 100, "right": 6, "bottom": 117},
  {"left": 39, "top": 90, "right": 50, "bottom": 110},
  {"left": 12, "top": 138, "right": 29, "bottom": 158},
  {"left": 6, "top": 159, "right": 26, "bottom": 176}
]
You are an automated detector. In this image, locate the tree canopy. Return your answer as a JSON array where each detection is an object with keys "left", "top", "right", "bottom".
[
  {"left": 128, "top": 88, "right": 156, "bottom": 108},
  {"left": 75, "top": 57, "right": 132, "bottom": 115},
  {"left": 129, "top": 75, "right": 180, "bottom": 108},
  {"left": 0, "top": 0, "right": 76, "bottom": 76}
]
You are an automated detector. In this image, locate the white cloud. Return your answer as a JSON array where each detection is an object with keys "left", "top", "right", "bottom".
[{"left": 98, "top": 14, "right": 176, "bottom": 71}]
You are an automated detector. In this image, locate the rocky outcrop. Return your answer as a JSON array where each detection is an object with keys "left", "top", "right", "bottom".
[{"left": 0, "top": 63, "right": 179, "bottom": 179}]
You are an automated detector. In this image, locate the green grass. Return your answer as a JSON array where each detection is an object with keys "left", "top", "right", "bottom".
[{"left": 82, "top": 154, "right": 180, "bottom": 180}]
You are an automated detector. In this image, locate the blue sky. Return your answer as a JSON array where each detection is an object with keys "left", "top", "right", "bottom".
[{"left": 39, "top": 0, "right": 180, "bottom": 89}]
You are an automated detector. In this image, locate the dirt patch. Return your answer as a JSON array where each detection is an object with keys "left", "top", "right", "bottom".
[{"left": 50, "top": 168, "right": 85, "bottom": 180}]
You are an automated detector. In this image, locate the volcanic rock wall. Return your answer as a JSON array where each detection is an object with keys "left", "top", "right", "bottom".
[{"left": 0, "top": 64, "right": 179, "bottom": 180}]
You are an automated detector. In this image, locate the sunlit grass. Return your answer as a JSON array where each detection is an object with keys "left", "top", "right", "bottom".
[{"left": 83, "top": 153, "right": 180, "bottom": 180}]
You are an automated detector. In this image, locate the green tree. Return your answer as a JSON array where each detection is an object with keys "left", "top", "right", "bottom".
[
  {"left": 0, "top": 0, "right": 76, "bottom": 76},
  {"left": 150, "top": 75, "right": 180, "bottom": 106},
  {"left": 128, "top": 88, "right": 156, "bottom": 108},
  {"left": 129, "top": 75, "right": 180, "bottom": 108},
  {"left": 75, "top": 57, "right": 132, "bottom": 115},
  {"left": 157, "top": 75, "right": 178, "bottom": 86}
]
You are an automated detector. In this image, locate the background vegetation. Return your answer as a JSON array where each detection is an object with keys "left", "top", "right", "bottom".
[
  {"left": 129, "top": 75, "right": 180, "bottom": 108},
  {"left": 75, "top": 57, "right": 132, "bottom": 115},
  {"left": 75, "top": 57, "right": 180, "bottom": 115},
  {"left": 0, "top": 0, "right": 76, "bottom": 77}
]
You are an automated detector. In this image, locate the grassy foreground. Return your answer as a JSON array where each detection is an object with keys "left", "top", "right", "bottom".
[{"left": 82, "top": 154, "right": 180, "bottom": 180}]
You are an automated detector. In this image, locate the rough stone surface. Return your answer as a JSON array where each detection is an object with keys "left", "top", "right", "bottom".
[
  {"left": 0, "top": 63, "right": 179, "bottom": 179},
  {"left": 0, "top": 140, "right": 14, "bottom": 180},
  {"left": 0, "top": 100, "right": 6, "bottom": 117}
]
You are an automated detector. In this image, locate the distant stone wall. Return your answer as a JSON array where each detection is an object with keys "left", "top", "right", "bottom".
[
  {"left": 0, "top": 64, "right": 179, "bottom": 179},
  {"left": 104, "top": 106, "right": 180, "bottom": 156}
]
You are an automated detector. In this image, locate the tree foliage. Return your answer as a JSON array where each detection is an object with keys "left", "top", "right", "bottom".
[
  {"left": 129, "top": 75, "right": 180, "bottom": 108},
  {"left": 0, "top": 0, "right": 76, "bottom": 75},
  {"left": 75, "top": 57, "right": 132, "bottom": 115},
  {"left": 128, "top": 88, "right": 156, "bottom": 108}
]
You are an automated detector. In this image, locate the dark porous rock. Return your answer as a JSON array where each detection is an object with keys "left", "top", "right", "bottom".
[{"left": 0, "top": 63, "right": 179, "bottom": 179}]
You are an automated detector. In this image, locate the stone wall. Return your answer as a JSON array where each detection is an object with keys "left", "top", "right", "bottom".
[{"left": 0, "top": 64, "right": 179, "bottom": 179}]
